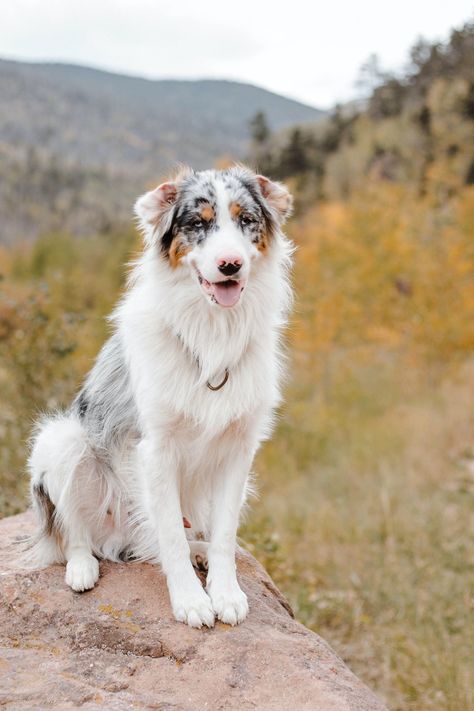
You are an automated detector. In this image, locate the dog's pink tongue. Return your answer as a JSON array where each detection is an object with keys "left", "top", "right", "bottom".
[{"left": 213, "top": 281, "right": 242, "bottom": 307}]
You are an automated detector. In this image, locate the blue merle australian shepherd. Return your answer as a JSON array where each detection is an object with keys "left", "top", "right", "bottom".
[{"left": 28, "top": 165, "right": 293, "bottom": 628}]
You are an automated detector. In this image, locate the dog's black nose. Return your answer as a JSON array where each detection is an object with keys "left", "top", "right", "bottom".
[{"left": 218, "top": 261, "right": 241, "bottom": 277}]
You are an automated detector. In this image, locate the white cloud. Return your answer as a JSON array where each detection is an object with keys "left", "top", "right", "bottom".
[{"left": 1, "top": 0, "right": 473, "bottom": 108}]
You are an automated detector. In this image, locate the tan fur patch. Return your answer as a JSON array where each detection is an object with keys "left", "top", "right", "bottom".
[
  {"left": 257, "top": 230, "right": 269, "bottom": 253},
  {"left": 169, "top": 234, "right": 191, "bottom": 268},
  {"left": 200, "top": 205, "right": 215, "bottom": 222},
  {"left": 229, "top": 202, "right": 242, "bottom": 219}
]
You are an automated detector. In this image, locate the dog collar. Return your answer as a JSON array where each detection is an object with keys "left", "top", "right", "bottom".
[
  {"left": 206, "top": 368, "right": 229, "bottom": 391},
  {"left": 174, "top": 329, "right": 229, "bottom": 391}
]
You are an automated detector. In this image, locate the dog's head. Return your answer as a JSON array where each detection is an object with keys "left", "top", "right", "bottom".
[{"left": 135, "top": 166, "right": 292, "bottom": 309}]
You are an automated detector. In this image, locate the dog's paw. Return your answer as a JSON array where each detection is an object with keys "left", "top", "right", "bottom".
[
  {"left": 65, "top": 554, "right": 99, "bottom": 592},
  {"left": 207, "top": 580, "right": 249, "bottom": 626},
  {"left": 171, "top": 587, "right": 215, "bottom": 629},
  {"left": 189, "top": 540, "right": 209, "bottom": 571}
]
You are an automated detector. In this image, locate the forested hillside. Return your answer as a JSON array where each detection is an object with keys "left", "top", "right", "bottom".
[
  {"left": 251, "top": 20, "right": 474, "bottom": 207},
  {"left": 0, "top": 59, "right": 324, "bottom": 244}
]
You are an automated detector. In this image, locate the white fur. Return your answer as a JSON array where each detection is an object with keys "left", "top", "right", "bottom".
[{"left": 28, "top": 167, "right": 293, "bottom": 627}]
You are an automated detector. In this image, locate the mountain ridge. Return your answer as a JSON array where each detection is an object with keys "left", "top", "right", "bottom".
[{"left": 1, "top": 57, "right": 322, "bottom": 111}]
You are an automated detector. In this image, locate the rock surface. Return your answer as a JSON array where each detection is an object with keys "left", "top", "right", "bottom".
[{"left": 0, "top": 512, "right": 387, "bottom": 710}]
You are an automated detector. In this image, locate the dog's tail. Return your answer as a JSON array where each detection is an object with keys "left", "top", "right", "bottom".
[
  {"left": 25, "top": 475, "right": 64, "bottom": 568},
  {"left": 25, "top": 413, "right": 91, "bottom": 568}
]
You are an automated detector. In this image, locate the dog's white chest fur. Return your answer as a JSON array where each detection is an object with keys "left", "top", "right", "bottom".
[{"left": 116, "top": 245, "right": 288, "bottom": 436}]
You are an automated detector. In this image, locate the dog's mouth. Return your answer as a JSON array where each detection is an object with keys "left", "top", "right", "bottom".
[{"left": 197, "top": 271, "right": 245, "bottom": 308}]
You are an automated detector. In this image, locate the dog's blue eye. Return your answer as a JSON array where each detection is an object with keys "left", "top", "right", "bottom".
[{"left": 191, "top": 219, "right": 203, "bottom": 229}]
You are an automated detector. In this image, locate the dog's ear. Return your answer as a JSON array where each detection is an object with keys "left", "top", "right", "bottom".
[
  {"left": 134, "top": 182, "right": 178, "bottom": 246},
  {"left": 256, "top": 175, "right": 293, "bottom": 223}
]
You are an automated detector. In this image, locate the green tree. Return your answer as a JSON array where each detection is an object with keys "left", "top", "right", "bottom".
[{"left": 250, "top": 111, "right": 271, "bottom": 145}]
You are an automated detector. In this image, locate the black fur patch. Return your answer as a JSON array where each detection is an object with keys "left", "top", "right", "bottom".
[
  {"left": 32, "top": 477, "right": 58, "bottom": 539},
  {"left": 76, "top": 391, "right": 89, "bottom": 418},
  {"left": 160, "top": 206, "right": 179, "bottom": 257},
  {"left": 237, "top": 175, "right": 276, "bottom": 239}
]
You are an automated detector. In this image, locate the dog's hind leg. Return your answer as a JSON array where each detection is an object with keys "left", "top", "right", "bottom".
[{"left": 28, "top": 415, "right": 100, "bottom": 591}]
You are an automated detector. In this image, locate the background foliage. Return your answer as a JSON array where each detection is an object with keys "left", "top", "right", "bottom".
[{"left": 0, "top": 20, "right": 473, "bottom": 711}]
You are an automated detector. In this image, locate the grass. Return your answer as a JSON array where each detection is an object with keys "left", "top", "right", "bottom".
[{"left": 243, "top": 359, "right": 474, "bottom": 710}]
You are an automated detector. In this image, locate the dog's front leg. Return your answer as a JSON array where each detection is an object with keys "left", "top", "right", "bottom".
[
  {"left": 138, "top": 437, "right": 215, "bottom": 628},
  {"left": 206, "top": 441, "right": 255, "bottom": 625}
]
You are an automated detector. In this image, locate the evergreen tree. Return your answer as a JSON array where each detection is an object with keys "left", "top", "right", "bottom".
[{"left": 250, "top": 111, "right": 270, "bottom": 145}]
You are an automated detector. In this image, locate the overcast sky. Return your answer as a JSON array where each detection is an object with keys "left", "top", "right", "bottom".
[{"left": 2, "top": 1, "right": 473, "bottom": 108}]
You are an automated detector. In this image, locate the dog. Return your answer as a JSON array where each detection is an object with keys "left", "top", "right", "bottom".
[{"left": 27, "top": 165, "right": 293, "bottom": 628}]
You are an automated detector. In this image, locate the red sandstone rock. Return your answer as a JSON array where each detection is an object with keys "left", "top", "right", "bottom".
[{"left": 0, "top": 512, "right": 387, "bottom": 710}]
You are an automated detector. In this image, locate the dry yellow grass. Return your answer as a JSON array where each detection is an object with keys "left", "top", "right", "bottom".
[{"left": 245, "top": 362, "right": 474, "bottom": 710}]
